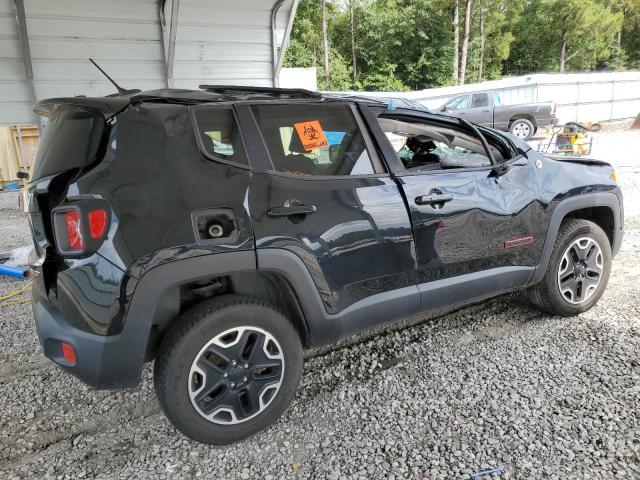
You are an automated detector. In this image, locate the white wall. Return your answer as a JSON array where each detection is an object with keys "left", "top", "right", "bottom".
[
  {"left": 0, "top": 0, "right": 297, "bottom": 125},
  {"left": 172, "top": 0, "right": 293, "bottom": 89},
  {"left": 361, "top": 71, "right": 640, "bottom": 124},
  {"left": 0, "top": 0, "right": 33, "bottom": 123},
  {"left": 279, "top": 67, "right": 317, "bottom": 90}
]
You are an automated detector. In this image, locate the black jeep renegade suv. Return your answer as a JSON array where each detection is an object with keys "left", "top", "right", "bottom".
[{"left": 24, "top": 86, "right": 623, "bottom": 444}]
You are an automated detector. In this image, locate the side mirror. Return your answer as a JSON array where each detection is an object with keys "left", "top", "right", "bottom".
[
  {"left": 511, "top": 157, "right": 529, "bottom": 166},
  {"left": 439, "top": 106, "right": 447, "bottom": 112}
]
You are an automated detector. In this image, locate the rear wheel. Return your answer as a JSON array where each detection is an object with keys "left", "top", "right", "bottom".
[
  {"left": 509, "top": 118, "right": 535, "bottom": 140},
  {"left": 154, "top": 295, "right": 303, "bottom": 444},
  {"left": 529, "top": 219, "right": 611, "bottom": 316}
]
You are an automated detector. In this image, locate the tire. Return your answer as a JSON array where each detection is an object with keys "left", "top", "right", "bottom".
[
  {"left": 529, "top": 219, "right": 611, "bottom": 317},
  {"left": 154, "top": 294, "right": 303, "bottom": 444},
  {"left": 509, "top": 118, "right": 535, "bottom": 140}
]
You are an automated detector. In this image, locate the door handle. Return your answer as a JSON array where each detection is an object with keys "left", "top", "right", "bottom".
[
  {"left": 268, "top": 203, "right": 317, "bottom": 218},
  {"left": 415, "top": 193, "right": 453, "bottom": 206}
]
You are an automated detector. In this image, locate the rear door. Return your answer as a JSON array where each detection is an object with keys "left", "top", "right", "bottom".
[{"left": 241, "top": 102, "right": 417, "bottom": 320}]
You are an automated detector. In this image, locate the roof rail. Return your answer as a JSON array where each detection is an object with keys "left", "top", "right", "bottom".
[{"left": 198, "top": 85, "right": 321, "bottom": 98}]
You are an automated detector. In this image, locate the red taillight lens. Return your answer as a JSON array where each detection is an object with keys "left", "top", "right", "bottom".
[
  {"left": 61, "top": 341, "right": 77, "bottom": 364},
  {"left": 89, "top": 209, "right": 107, "bottom": 239},
  {"left": 66, "top": 210, "right": 83, "bottom": 250},
  {"left": 550, "top": 101, "right": 557, "bottom": 115},
  {"left": 52, "top": 201, "right": 110, "bottom": 256}
]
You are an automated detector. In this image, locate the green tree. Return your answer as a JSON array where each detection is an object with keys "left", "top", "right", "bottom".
[
  {"left": 508, "top": 0, "right": 622, "bottom": 73},
  {"left": 619, "top": 0, "right": 640, "bottom": 68},
  {"left": 285, "top": 0, "right": 636, "bottom": 91},
  {"left": 283, "top": 0, "right": 322, "bottom": 69}
]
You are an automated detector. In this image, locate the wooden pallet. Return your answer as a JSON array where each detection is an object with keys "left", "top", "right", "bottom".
[{"left": 11, "top": 125, "right": 39, "bottom": 171}]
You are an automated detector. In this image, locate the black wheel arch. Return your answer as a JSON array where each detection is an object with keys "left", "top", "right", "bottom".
[
  {"left": 135, "top": 252, "right": 314, "bottom": 364},
  {"left": 531, "top": 191, "right": 622, "bottom": 285}
]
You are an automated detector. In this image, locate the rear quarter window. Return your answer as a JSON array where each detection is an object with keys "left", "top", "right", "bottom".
[{"left": 192, "top": 106, "right": 248, "bottom": 167}]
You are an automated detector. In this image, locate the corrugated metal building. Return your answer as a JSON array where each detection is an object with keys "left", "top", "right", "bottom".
[{"left": 0, "top": 0, "right": 299, "bottom": 125}]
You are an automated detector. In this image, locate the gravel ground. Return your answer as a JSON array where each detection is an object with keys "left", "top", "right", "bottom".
[{"left": 1, "top": 126, "right": 639, "bottom": 479}]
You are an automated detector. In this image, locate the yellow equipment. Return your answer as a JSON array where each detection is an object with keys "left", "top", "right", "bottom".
[{"left": 541, "top": 122, "right": 599, "bottom": 156}]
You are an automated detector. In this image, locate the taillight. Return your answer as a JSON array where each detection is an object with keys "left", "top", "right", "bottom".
[
  {"left": 52, "top": 200, "right": 110, "bottom": 256},
  {"left": 66, "top": 210, "right": 83, "bottom": 250},
  {"left": 550, "top": 101, "right": 557, "bottom": 116},
  {"left": 88, "top": 209, "right": 107, "bottom": 239}
]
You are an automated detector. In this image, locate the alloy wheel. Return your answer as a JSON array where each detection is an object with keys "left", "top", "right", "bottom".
[
  {"left": 188, "top": 326, "right": 284, "bottom": 425},
  {"left": 512, "top": 122, "right": 531, "bottom": 139},
  {"left": 557, "top": 236, "right": 603, "bottom": 304}
]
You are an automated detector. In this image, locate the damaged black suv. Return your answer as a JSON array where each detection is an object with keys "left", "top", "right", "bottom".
[{"left": 25, "top": 86, "right": 623, "bottom": 444}]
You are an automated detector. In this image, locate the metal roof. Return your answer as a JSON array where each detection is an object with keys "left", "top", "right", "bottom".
[{"left": 0, "top": 0, "right": 299, "bottom": 126}]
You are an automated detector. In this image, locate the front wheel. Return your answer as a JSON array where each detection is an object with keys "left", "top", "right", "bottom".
[
  {"left": 509, "top": 118, "right": 535, "bottom": 140},
  {"left": 154, "top": 295, "right": 303, "bottom": 444},
  {"left": 529, "top": 219, "right": 611, "bottom": 316}
]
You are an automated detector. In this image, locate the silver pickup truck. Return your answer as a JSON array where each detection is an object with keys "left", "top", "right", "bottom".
[{"left": 439, "top": 90, "right": 557, "bottom": 140}]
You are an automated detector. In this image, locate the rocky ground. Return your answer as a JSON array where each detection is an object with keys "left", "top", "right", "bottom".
[{"left": 0, "top": 126, "right": 638, "bottom": 479}]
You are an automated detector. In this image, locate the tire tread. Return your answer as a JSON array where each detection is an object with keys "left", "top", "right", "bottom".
[
  {"left": 529, "top": 218, "right": 609, "bottom": 315},
  {"left": 153, "top": 294, "right": 302, "bottom": 444}
]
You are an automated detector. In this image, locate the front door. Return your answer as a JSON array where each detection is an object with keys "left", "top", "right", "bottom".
[
  {"left": 242, "top": 102, "right": 416, "bottom": 319},
  {"left": 367, "top": 108, "right": 541, "bottom": 310},
  {"left": 464, "top": 92, "right": 493, "bottom": 126},
  {"left": 399, "top": 170, "right": 531, "bottom": 283}
]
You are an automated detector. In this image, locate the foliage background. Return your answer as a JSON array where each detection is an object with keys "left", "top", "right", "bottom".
[{"left": 283, "top": 0, "right": 640, "bottom": 91}]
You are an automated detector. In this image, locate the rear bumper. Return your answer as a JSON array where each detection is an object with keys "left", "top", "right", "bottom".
[
  {"left": 32, "top": 281, "right": 144, "bottom": 389},
  {"left": 31, "top": 250, "right": 257, "bottom": 389},
  {"left": 537, "top": 116, "right": 559, "bottom": 128}
]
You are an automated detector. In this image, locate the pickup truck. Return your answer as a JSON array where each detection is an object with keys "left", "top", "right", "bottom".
[{"left": 439, "top": 90, "right": 557, "bottom": 140}]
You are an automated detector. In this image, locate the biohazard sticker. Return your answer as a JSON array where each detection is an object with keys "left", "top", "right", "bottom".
[{"left": 293, "top": 120, "right": 329, "bottom": 151}]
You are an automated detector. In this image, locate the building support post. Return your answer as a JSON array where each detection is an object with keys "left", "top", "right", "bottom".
[
  {"left": 158, "top": 0, "right": 170, "bottom": 88},
  {"left": 162, "top": 0, "right": 180, "bottom": 89},
  {"left": 274, "top": 0, "right": 300, "bottom": 88},
  {"left": 271, "top": 0, "right": 286, "bottom": 87},
  {"left": 13, "top": 0, "right": 43, "bottom": 132}
]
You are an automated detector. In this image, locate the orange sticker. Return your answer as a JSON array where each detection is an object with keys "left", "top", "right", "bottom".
[{"left": 293, "top": 120, "right": 329, "bottom": 151}]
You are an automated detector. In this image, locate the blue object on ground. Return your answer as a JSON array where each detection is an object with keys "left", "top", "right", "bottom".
[
  {"left": 469, "top": 467, "right": 505, "bottom": 478},
  {"left": 0, "top": 265, "right": 29, "bottom": 279},
  {"left": 5, "top": 182, "right": 21, "bottom": 191}
]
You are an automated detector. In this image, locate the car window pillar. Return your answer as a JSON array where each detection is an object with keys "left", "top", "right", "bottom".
[
  {"left": 357, "top": 104, "right": 406, "bottom": 175},
  {"left": 233, "top": 105, "right": 273, "bottom": 172}
]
